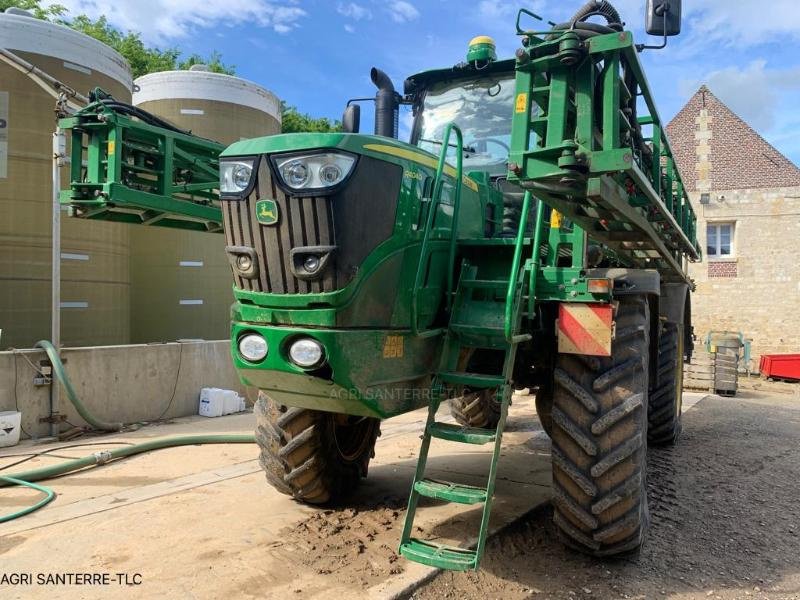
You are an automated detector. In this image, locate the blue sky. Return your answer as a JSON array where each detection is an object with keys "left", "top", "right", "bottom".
[{"left": 53, "top": 0, "right": 800, "bottom": 164}]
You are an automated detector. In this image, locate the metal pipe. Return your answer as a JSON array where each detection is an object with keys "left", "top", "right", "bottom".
[
  {"left": 0, "top": 48, "right": 88, "bottom": 109},
  {"left": 50, "top": 131, "right": 65, "bottom": 437}
]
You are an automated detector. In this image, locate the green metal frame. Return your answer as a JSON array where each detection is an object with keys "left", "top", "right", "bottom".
[
  {"left": 58, "top": 101, "right": 225, "bottom": 232},
  {"left": 411, "top": 122, "right": 464, "bottom": 337},
  {"left": 508, "top": 19, "right": 700, "bottom": 281}
]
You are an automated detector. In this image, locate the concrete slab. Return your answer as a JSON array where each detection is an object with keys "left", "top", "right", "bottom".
[{"left": 0, "top": 396, "right": 552, "bottom": 599}]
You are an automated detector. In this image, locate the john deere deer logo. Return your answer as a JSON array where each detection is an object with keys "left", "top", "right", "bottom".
[{"left": 255, "top": 199, "right": 279, "bottom": 225}]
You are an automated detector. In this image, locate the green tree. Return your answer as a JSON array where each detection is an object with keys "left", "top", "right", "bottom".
[
  {"left": 0, "top": 0, "right": 65, "bottom": 19},
  {"left": 66, "top": 16, "right": 235, "bottom": 79},
  {"left": 281, "top": 103, "right": 342, "bottom": 134}
]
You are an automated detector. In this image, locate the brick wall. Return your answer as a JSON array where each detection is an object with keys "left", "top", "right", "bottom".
[{"left": 666, "top": 86, "right": 800, "bottom": 192}]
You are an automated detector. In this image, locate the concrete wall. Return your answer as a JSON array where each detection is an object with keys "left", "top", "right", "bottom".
[
  {"left": 688, "top": 186, "right": 800, "bottom": 368},
  {"left": 0, "top": 341, "right": 255, "bottom": 439}
]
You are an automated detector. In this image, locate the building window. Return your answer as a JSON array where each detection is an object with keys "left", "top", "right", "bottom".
[{"left": 706, "top": 222, "right": 734, "bottom": 258}]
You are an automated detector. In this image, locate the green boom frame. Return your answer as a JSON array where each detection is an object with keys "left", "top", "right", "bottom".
[
  {"left": 508, "top": 11, "right": 700, "bottom": 281},
  {"left": 59, "top": 100, "right": 225, "bottom": 232}
]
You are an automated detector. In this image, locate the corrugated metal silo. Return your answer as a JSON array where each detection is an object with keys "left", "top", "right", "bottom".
[
  {"left": 0, "top": 11, "right": 133, "bottom": 349},
  {"left": 131, "top": 68, "right": 281, "bottom": 342}
]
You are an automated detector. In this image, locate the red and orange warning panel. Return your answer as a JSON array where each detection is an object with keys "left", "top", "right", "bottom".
[{"left": 557, "top": 303, "right": 614, "bottom": 357}]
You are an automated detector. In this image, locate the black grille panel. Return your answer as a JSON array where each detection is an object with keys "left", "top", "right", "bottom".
[
  {"left": 221, "top": 155, "right": 401, "bottom": 295},
  {"left": 222, "top": 160, "right": 337, "bottom": 293}
]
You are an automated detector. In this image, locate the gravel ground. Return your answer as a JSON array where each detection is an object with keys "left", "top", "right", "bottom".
[{"left": 410, "top": 388, "right": 800, "bottom": 600}]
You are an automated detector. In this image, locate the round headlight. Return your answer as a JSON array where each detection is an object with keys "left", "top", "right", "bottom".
[
  {"left": 288, "top": 338, "right": 325, "bottom": 368},
  {"left": 285, "top": 161, "right": 309, "bottom": 187},
  {"left": 239, "top": 333, "right": 268, "bottom": 362},
  {"left": 236, "top": 254, "right": 253, "bottom": 272},
  {"left": 319, "top": 163, "right": 343, "bottom": 185},
  {"left": 232, "top": 164, "right": 252, "bottom": 189},
  {"left": 303, "top": 255, "right": 320, "bottom": 273}
]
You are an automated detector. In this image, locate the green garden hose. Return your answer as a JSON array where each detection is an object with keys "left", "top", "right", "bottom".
[
  {"left": 35, "top": 339, "right": 123, "bottom": 432},
  {"left": 1, "top": 341, "right": 256, "bottom": 522},
  {"left": 0, "top": 476, "right": 56, "bottom": 523}
]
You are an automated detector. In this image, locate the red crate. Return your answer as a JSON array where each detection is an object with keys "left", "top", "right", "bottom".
[{"left": 759, "top": 354, "right": 800, "bottom": 381}]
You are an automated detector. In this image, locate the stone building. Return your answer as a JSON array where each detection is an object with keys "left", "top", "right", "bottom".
[{"left": 666, "top": 86, "right": 800, "bottom": 369}]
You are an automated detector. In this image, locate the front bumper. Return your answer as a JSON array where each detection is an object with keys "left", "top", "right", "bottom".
[{"left": 230, "top": 321, "right": 442, "bottom": 418}]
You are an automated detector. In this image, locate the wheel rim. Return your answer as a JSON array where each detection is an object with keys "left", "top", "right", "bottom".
[{"left": 331, "top": 415, "right": 374, "bottom": 461}]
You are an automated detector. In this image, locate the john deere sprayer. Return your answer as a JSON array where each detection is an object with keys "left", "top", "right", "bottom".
[{"left": 59, "top": 0, "right": 698, "bottom": 570}]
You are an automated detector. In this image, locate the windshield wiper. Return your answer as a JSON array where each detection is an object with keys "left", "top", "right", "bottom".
[{"left": 419, "top": 138, "right": 477, "bottom": 154}]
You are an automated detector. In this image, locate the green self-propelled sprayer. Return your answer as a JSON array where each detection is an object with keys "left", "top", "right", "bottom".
[{"left": 59, "top": 0, "right": 697, "bottom": 570}]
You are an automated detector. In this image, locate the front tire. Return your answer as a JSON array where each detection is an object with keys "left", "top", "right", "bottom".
[
  {"left": 254, "top": 393, "right": 380, "bottom": 504},
  {"left": 550, "top": 296, "right": 650, "bottom": 556},
  {"left": 449, "top": 389, "right": 501, "bottom": 429}
]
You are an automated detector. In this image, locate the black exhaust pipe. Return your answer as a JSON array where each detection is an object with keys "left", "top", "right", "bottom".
[{"left": 371, "top": 67, "right": 399, "bottom": 138}]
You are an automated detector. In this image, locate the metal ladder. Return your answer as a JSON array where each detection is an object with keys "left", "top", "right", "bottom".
[{"left": 399, "top": 190, "right": 536, "bottom": 571}]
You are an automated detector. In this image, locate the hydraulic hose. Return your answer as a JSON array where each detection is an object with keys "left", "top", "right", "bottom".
[
  {"left": 35, "top": 340, "right": 123, "bottom": 432},
  {"left": 548, "top": 0, "right": 623, "bottom": 39},
  {"left": 0, "top": 434, "right": 255, "bottom": 488},
  {"left": 0, "top": 435, "right": 254, "bottom": 523}
]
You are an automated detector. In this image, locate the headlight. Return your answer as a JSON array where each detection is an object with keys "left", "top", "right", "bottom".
[
  {"left": 275, "top": 152, "right": 356, "bottom": 191},
  {"left": 238, "top": 333, "right": 268, "bottom": 362},
  {"left": 288, "top": 338, "right": 325, "bottom": 368},
  {"left": 220, "top": 159, "right": 255, "bottom": 194}
]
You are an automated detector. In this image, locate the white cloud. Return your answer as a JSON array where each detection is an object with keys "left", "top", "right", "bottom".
[
  {"left": 49, "top": 0, "right": 307, "bottom": 44},
  {"left": 387, "top": 0, "right": 419, "bottom": 24},
  {"left": 681, "top": 60, "right": 800, "bottom": 132},
  {"left": 337, "top": 2, "right": 371, "bottom": 21},
  {"left": 344, "top": 23, "right": 356, "bottom": 33}
]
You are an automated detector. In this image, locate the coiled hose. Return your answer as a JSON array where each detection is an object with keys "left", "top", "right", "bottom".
[{"left": 1, "top": 341, "right": 256, "bottom": 522}]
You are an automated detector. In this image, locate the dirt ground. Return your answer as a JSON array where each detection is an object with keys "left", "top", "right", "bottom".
[{"left": 410, "top": 386, "right": 800, "bottom": 600}]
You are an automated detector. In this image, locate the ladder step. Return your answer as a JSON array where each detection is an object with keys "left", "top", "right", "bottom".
[
  {"left": 440, "top": 372, "right": 505, "bottom": 388},
  {"left": 399, "top": 538, "right": 478, "bottom": 571},
  {"left": 414, "top": 478, "right": 488, "bottom": 505},
  {"left": 429, "top": 422, "right": 496, "bottom": 445}
]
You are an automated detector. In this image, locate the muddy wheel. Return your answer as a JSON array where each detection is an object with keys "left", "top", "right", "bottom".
[
  {"left": 254, "top": 392, "right": 380, "bottom": 504},
  {"left": 449, "top": 389, "right": 501, "bottom": 429},
  {"left": 550, "top": 295, "right": 650, "bottom": 556},
  {"left": 648, "top": 322, "right": 683, "bottom": 445}
]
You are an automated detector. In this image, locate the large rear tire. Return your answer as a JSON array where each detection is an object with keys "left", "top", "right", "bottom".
[
  {"left": 648, "top": 322, "right": 683, "bottom": 445},
  {"left": 550, "top": 296, "right": 650, "bottom": 556},
  {"left": 449, "top": 389, "right": 501, "bottom": 429},
  {"left": 255, "top": 392, "right": 380, "bottom": 504}
]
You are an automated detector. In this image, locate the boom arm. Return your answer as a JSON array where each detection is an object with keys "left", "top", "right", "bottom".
[
  {"left": 58, "top": 96, "right": 225, "bottom": 232},
  {"left": 508, "top": 11, "right": 700, "bottom": 281}
]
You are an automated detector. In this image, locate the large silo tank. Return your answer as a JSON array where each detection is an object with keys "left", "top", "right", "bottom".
[
  {"left": 0, "top": 11, "right": 133, "bottom": 349},
  {"left": 131, "top": 69, "right": 281, "bottom": 342}
]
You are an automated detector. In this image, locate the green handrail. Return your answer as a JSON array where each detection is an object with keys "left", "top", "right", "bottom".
[
  {"left": 504, "top": 190, "right": 533, "bottom": 342},
  {"left": 411, "top": 122, "right": 464, "bottom": 336}
]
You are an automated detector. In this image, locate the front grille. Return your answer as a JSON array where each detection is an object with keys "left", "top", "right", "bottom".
[{"left": 221, "top": 154, "right": 401, "bottom": 295}]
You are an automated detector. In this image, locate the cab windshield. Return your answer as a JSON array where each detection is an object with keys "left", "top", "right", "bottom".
[{"left": 415, "top": 75, "right": 515, "bottom": 175}]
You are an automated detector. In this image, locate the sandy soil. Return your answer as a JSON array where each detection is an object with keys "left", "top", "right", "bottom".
[{"left": 410, "top": 388, "right": 800, "bottom": 600}]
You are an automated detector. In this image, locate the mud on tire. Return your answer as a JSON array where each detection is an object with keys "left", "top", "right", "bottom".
[
  {"left": 648, "top": 322, "right": 683, "bottom": 445},
  {"left": 449, "top": 389, "right": 501, "bottom": 429},
  {"left": 254, "top": 392, "right": 380, "bottom": 504},
  {"left": 550, "top": 295, "right": 650, "bottom": 556}
]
